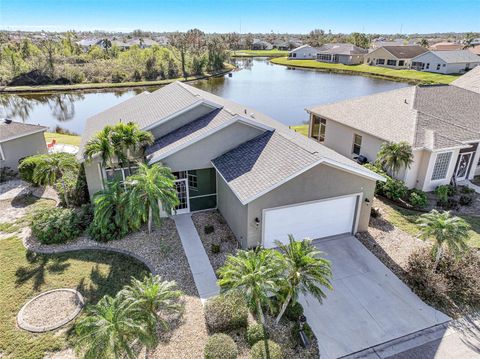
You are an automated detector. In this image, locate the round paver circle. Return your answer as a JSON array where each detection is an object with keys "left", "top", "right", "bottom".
[{"left": 17, "top": 288, "right": 84, "bottom": 332}]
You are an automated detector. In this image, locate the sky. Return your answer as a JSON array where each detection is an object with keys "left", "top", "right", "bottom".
[{"left": 1, "top": 0, "right": 479, "bottom": 34}]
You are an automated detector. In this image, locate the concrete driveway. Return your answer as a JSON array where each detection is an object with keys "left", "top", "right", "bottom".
[{"left": 299, "top": 235, "right": 450, "bottom": 359}]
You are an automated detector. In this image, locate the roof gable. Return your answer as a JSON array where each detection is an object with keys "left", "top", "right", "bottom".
[{"left": 0, "top": 120, "right": 47, "bottom": 143}]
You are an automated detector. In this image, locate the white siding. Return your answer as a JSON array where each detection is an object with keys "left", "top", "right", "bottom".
[
  {"left": 289, "top": 46, "right": 319, "bottom": 59},
  {"left": 411, "top": 52, "right": 480, "bottom": 74}
]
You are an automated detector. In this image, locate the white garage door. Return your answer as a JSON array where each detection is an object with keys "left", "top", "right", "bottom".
[{"left": 263, "top": 195, "right": 359, "bottom": 248}]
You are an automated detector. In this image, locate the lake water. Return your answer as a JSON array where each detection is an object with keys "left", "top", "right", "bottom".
[{"left": 0, "top": 58, "right": 408, "bottom": 134}]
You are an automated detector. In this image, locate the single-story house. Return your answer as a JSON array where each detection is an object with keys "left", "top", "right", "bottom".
[
  {"left": 451, "top": 66, "right": 480, "bottom": 93},
  {"left": 0, "top": 119, "right": 47, "bottom": 171},
  {"left": 288, "top": 44, "right": 320, "bottom": 59},
  {"left": 306, "top": 83, "right": 480, "bottom": 191},
  {"left": 411, "top": 50, "right": 480, "bottom": 74},
  {"left": 370, "top": 39, "right": 415, "bottom": 49},
  {"left": 365, "top": 46, "right": 429, "bottom": 69},
  {"left": 429, "top": 42, "right": 463, "bottom": 51},
  {"left": 251, "top": 40, "right": 273, "bottom": 50},
  {"left": 316, "top": 43, "right": 368, "bottom": 65},
  {"left": 468, "top": 44, "right": 480, "bottom": 56},
  {"left": 272, "top": 40, "right": 289, "bottom": 51},
  {"left": 76, "top": 38, "right": 105, "bottom": 51},
  {"left": 79, "top": 82, "right": 383, "bottom": 249}
]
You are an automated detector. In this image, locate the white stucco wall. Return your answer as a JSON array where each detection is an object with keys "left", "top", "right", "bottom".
[
  {"left": 421, "top": 149, "right": 461, "bottom": 192},
  {"left": 289, "top": 46, "right": 318, "bottom": 59},
  {"left": 412, "top": 52, "right": 480, "bottom": 74},
  {"left": 364, "top": 47, "right": 412, "bottom": 68}
]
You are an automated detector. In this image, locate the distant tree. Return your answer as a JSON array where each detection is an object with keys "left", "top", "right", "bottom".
[
  {"left": 224, "top": 32, "right": 241, "bottom": 50},
  {"left": 168, "top": 32, "right": 189, "bottom": 79},
  {"left": 39, "top": 39, "right": 56, "bottom": 77},
  {"left": 245, "top": 33, "right": 254, "bottom": 50},
  {"left": 308, "top": 29, "right": 326, "bottom": 47},
  {"left": 207, "top": 36, "right": 228, "bottom": 72},
  {"left": 419, "top": 38, "right": 429, "bottom": 48},
  {"left": 463, "top": 32, "right": 476, "bottom": 49},
  {"left": 349, "top": 32, "right": 370, "bottom": 49},
  {"left": 102, "top": 38, "right": 112, "bottom": 54}
]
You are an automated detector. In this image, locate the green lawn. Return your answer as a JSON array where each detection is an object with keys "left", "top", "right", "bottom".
[
  {"left": 232, "top": 49, "right": 289, "bottom": 57},
  {"left": 380, "top": 199, "right": 480, "bottom": 248},
  {"left": 44, "top": 132, "right": 81, "bottom": 147},
  {"left": 0, "top": 235, "right": 149, "bottom": 359},
  {"left": 290, "top": 124, "right": 309, "bottom": 136},
  {"left": 270, "top": 57, "right": 459, "bottom": 85}
]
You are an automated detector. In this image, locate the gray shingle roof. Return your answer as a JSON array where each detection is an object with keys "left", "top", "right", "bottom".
[
  {"left": 308, "top": 84, "right": 480, "bottom": 151},
  {"left": 382, "top": 46, "right": 429, "bottom": 59},
  {"left": 428, "top": 50, "right": 480, "bottom": 63},
  {"left": 452, "top": 66, "right": 480, "bottom": 93},
  {"left": 317, "top": 43, "right": 368, "bottom": 55},
  {"left": 0, "top": 120, "right": 47, "bottom": 142}
]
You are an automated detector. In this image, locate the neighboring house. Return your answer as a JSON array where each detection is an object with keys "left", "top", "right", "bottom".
[
  {"left": 272, "top": 39, "right": 289, "bottom": 50},
  {"left": 79, "top": 82, "right": 383, "bottom": 249},
  {"left": 111, "top": 39, "right": 131, "bottom": 50},
  {"left": 429, "top": 42, "right": 463, "bottom": 51},
  {"left": 365, "top": 46, "right": 429, "bottom": 69},
  {"left": 467, "top": 44, "right": 480, "bottom": 56},
  {"left": 251, "top": 40, "right": 273, "bottom": 50},
  {"left": 288, "top": 44, "right": 320, "bottom": 59},
  {"left": 306, "top": 84, "right": 480, "bottom": 191},
  {"left": 0, "top": 120, "right": 47, "bottom": 171},
  {"left": 316, "top": 43, "right": 368, "bottom": 65},
  {"left": 76, "top": 38, "right": 104, "bottom": 51},
  {"left": 451, "top": 66, "right": 480, "bottom": 93},
  {"left": 127, "top": 38, "right": 159, "bottom": 49},
  {"left": 370, "top": 39, "right": 414, "bottom": 49},
  {"left": 411, "top": 50, "right": 480, "bottom": 74}
]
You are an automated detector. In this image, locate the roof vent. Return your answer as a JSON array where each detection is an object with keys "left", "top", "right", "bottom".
[
  {"left": 404, "top": 99, "right": 408, "bottom": 104},
  {"left": 4, "top": 118, "right": 12, "bottom": 124},
  {"left": 244, "top": 109, "right": 247, "bottom": 114},
  {"left": 250, "top": 113, "right": 255, "bottom": 118}
]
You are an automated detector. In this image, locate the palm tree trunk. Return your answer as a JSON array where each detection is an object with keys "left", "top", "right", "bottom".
[
  {"left": 256, "top": 300, "right": 265, "bottom": 325},
  {"left": 60, "top": 178, "right": 70, "bottom": 207},
  {"left": 148, "top": 206, "right": 152, "bottom": 234},
  {"left": 275, "top": 292, "right": 292, "bottom": 325},
  {"left": 433, "top": 245, "right": 443, "bottom": 271}
]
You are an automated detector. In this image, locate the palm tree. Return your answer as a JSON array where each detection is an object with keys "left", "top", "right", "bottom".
[
  {"left": 376, "top": 141, "right": 414, "bottom": 177},
  {"left": 32, "top": 153, "right": 78, "bottom": 207},
  {"left": 121, "top": 274, "right": 182, "bottom": 330},
  {"left": 111, "top": 122, "right": 153, "bottom": 168},
  {"left": 416, "top": 210, "right": 470, "bottom": 270},
  {"left": 125, "top": 163, "right": 179, "bottom": 234},
  {"left": 91, "top": 179, "right": 129, "bottom": 237},
  {"left": 84, "top": 125, "right": 116, "bottom": 167},
  {"left": 217, "top": 248, "right": 283, "bottom": 325},
  {"left": 274, "top": 235, "right": 332, "bottom": 324},
  {"left": 419, "top": 38, "right": 429, "bottom": 48},
  {"left": 75, "top": 295, "right": 156, "bottom": 359}
]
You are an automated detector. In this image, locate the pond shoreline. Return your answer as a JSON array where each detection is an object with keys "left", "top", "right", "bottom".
[{"left": 0, "top": 66, "right": 234, "bottom": 95}]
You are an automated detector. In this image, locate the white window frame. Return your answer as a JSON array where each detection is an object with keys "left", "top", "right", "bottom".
[
  {"left": 352, "top": 134, "right": 362, "bottom": 155},
  {"left": 431, "top": 151, "right": 453, "bottom": 181},
  {"left": 0, "top": 144, "right": 5, "bottom": 161}
]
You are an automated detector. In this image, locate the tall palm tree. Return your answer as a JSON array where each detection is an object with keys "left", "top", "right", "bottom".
[
  {"left": 75, "top": 295, "right": 156, "bottom": 359},
  {"left": 111, "top": 122, "right": 154, "bottom": 169},
  {"left": 274, "top": 235, "right": 332, "bottom": 324},
  {"left": 416, "top": 210, "right": 470, "bottom": 270},
  {"left": 376, "top": 141, "right": 414, "bottom": 177},
  {"left": 84, "top": 125, "right": 116, "bottom": 168},
  {"left": 125, "top": 163, "right": 179, "bottom": 234},
  {"left": 217, "top": 248, "right": 283, "bottom": 324},
  {"left": 91, "top": 179, "right": 129, "bottom": 238},
  {"left": 121, "top": 274, "right": 182, "bottom": 330},
  {"left": 32, "top": 153, "right": 78, "bottom": 207}
]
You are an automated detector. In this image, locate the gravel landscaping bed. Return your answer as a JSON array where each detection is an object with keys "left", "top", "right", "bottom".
[
  {"left": 191, "top": 210, "right": 240, "bottom": 272},
  {"left": 356, "top": 199, "right": 429, "bottom": 280}
]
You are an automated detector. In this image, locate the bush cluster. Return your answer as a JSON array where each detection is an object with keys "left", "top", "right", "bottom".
[
  {"left": 203, "top": 333, "right": 238, "bottom": 359},
  {"left": 204, "top": 293, "right": 249, "bottom": 333},
  {"left": 408, "top": 189, "right": 428, "bottom": 208},
  {"left": 406, "top": 248, "right": 480, "bottom": 312},
  {"left": 250, "top": 340, "right": 283, "bottom": 359},
  {"left": 246, "top": 324, "right": 269, "bottom": 347},
  {"left": 284, "top": 301, "right": 304, "bottom": 322},
  {"left": 31, "top": 207, "right": 82, "bottom": 244}
]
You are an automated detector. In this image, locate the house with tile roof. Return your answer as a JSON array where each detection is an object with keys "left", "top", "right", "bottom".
[
  {"left": 411, "top": 50, "right": 480, "bottom": 74},
  {"left": 365, "top": 45, "right": 429, "bottom": 69},
  {"left": 307, "top": 82, "right": 480, "bottom": 192},
  {"left": 79, "top": 82, "right": 383, "bottom": 249},
  {"left": 451, "top": 66, "right": 480, "bottom": 93},
  {"left": 0, "top": 119, "right": 47, "bottom": 172}
]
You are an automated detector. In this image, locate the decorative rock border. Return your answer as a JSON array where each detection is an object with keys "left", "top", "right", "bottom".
[{"left": 17, "top": 288, "right": 85, "bottom": 332}]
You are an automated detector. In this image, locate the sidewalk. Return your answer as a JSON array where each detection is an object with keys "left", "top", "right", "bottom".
[{"left": 173, "top": 213, "right": 220, "bottom": 301}]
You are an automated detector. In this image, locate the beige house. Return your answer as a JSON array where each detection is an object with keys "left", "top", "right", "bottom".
[
  {"left": 79, "top": 82, "right": 383, "bottom": 249},
  {"left": 307, "top": 82, "right": 480, "bottom": 192},
  {"left": 0, "top": 120, "right": 47, "bottom": 172},
  {"left": 365, "top": 46, "right": 429, "bottom": 69}
]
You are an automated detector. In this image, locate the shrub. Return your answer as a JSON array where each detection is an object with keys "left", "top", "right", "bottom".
[
  {"left": 211, "top": 243, "right": 221, "bottom": 254},
  {"left": 459, "top": 195, "right": 473, "bottom": 206},
  {"left": 370, "top": 207, "right": 381, "bottom": 218},
  {"left": 204, "top": 224, "right": 215, "bottom": 234},
  {"left": 382, "top": 178, "right": 407, "bottom": 201},
  {"left": 18, "top": 154, "right": 48, "bottom": 183},
  {"left": 435, "top": 185, "right": 456, "bottom": 207},
  {"left": 55, "top": 165, "right": 90, "bottom": 207},
  {"left": 364, "top": 163, "right": 387, "bottom": 194},
  {"left": 77, "top": 203, "right": 94, "bottom": 231},
  {"left": 204, "top": 293, "right": 248, "bottom": 333},
  {"left": 31, "top": 207, "right": 82, "bottom": 244},
  {"left": 250, "top": 340, "right": 283, "bottom": 359},
  {"left": 408, "top": 189, "right": 428, "bottom": 208},
  {"left": 246, "top": 324, "right": 268, "bottom": 347},
  {"left": 204, "top": 333, "right": 238, "bottom": 359},
  {"left": 284, "top": 301, "right": 304, "bottom": 322},
  {"left": 290, "top": 322, "right": 314, "bottom": 346},
  {"left": 459, "top": 186, "right": 475, "bottom": 195}
]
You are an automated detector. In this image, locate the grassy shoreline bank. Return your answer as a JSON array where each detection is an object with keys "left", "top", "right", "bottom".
[
  {"left": 231, "top": 49, "right": 289, "bottom": 57},
  {"left": 0, "top": 65, "right": 234, "bottom": 95},
  {"left": 270, "top": 57, "right": 459, "bottom": 85}
]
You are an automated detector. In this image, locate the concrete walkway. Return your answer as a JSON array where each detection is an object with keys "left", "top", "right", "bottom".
[{"left": 173, "top": 213, "right": 220, "bottom": 301}]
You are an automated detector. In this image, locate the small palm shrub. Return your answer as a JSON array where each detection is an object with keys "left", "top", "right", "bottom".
[
  {"left": 435, "top": 185, "right": 451, "bottom": 207},
  {"left": 250, "top": 340, "right": 283, "bottom": 359},
  {"left": 211, "top": 243, "right": 221, "bottom": 254},
  {"left": 459, "top": 195, "right": 473, "bottom": 206},
  {"left": 246, "top": 323, "right": 268, "bottom": 347},
  {"left": 408, "top": 189, "right": 428, "bottom": 208},
  {"left": 31, "top": 207, "right": 82, "bottom": 244},
  {"left": 204, "top": 224, "right": 215, "bottom": 234},
  {"left": 204, "top": 333, "right": 238, "bottom": 359},
  {"left": 204, "top": 293, "right": 249, "bottom": 333}
]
